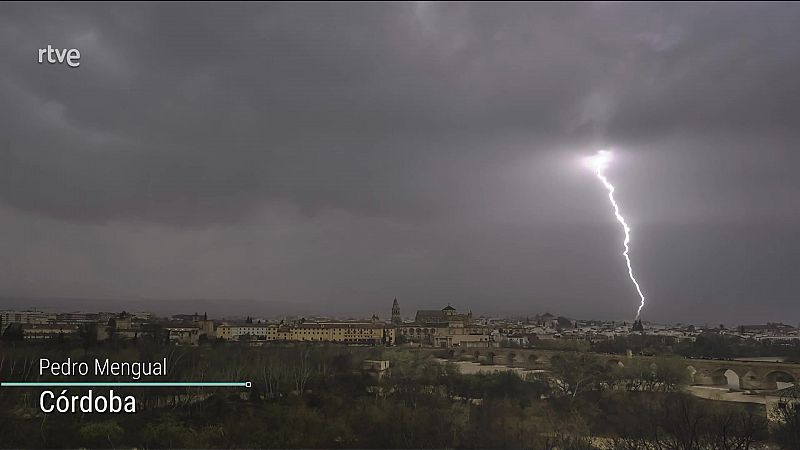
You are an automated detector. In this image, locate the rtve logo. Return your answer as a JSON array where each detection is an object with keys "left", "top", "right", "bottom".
[{"left": 38, "top": 45, "right": 81, "bottom": 68}]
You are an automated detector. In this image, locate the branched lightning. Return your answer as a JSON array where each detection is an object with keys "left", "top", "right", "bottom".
[{"left": 587, "top": 150, "right": 646, "bottom": 321}]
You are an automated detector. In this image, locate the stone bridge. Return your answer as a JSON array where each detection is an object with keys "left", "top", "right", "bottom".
[{"left": 425, "top": 347, "right": 800, "bottom": 391}]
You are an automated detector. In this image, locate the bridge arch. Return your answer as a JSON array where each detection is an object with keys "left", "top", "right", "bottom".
[
  {"left": 709, "top": 368, "right": 741, "bottom": 389},
  {"left": 740, "top": 370, "right": 762, "bottom": 390},
  {"left": 765, "top": 370, "right": 797, "bottom": 390},
  {"left": 507, "top": 352, "right": 518, "bottom": 366}
]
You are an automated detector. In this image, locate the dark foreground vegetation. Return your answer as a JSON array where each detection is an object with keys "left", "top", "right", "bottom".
[{"left": 0, "top": 341, "right": 798, "bottom": 449}]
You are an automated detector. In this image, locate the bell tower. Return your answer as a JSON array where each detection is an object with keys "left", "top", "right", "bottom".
[{"left": 391, "top": 298, "right": 401, "bottom": 324}]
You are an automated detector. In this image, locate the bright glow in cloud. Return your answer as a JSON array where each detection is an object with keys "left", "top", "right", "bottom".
[{"left": 586, "top": 150, "right": 647, "bottom": 321}]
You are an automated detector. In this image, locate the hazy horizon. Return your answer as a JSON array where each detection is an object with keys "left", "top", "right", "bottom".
[{"left": 0, "top": 295, "right": 794, "bottom": 327}]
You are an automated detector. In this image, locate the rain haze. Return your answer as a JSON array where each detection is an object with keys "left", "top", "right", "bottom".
[{"left": 1, "top": 3, "right": 798, "bottom": 324}]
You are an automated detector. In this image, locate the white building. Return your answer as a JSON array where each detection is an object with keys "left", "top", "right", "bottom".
[{"left": 0, "top": 309, "right": 55, "bottom": 325}]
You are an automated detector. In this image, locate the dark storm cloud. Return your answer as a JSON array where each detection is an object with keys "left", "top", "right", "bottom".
[{"left": 0, "top": 3, "right": 798, "bottom": 323}]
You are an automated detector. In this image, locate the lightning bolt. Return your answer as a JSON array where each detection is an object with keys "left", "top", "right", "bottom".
[{"left": 586, "top": 150, "right": 647, "bottom": 321}]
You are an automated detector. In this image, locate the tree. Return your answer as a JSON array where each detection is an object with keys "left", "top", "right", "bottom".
[
  {"left": 773, "top": 392, "right": 800, "bottom": 449},
  {"left": 652, "top": 357, "right": 689, "bottom": 392},
  {"left": 608, "top": 393, "right": 766, "bottom": 450},
  {"left": 549, "top": 353, "right": 607, "bottom": 399},
  {"left": 78, "top": 420, "right": 124, "bottom": 449},
  {"left": 291, "top": 346, "right": 315, "bottom": 394}
]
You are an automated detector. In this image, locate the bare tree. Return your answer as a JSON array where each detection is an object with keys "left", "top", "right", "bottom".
[{"left": 291, "top": 347, "right": 314, "bottom": 394}]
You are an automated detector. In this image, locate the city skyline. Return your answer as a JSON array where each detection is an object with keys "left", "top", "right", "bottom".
[{"left": 1, "top": 297, "right": 797, "bottom": 328}]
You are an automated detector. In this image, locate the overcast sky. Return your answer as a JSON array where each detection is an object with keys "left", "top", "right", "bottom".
[{"left": 0, "top": 3, "right": 798, "bottom": 324}]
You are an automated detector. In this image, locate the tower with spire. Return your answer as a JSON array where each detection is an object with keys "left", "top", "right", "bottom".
[{"left": 391, "top": 298, "right": 402, "bottom": 325}]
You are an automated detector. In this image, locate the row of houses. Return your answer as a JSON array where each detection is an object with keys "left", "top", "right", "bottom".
[
  {"left": 213, "top": 321, "right": 394, "bottom": 345},
  {"left": 157, "top": 311, "right": 398, "bottom": 346},
  {"left": 166, "top": 305, "right": 493, "bottom": 348},
  {"left": 0, "top": 309, "right": 151, "bottom": 326}
]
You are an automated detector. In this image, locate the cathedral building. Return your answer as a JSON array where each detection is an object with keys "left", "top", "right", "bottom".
[{"left": 393, "top": 303, "right": 489, "bottom": 348}]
